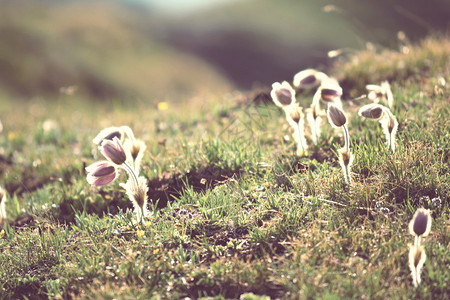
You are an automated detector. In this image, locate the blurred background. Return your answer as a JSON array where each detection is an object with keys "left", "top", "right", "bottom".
[{"left": 0, "top": 0, "right": 449, "bottom": 103}]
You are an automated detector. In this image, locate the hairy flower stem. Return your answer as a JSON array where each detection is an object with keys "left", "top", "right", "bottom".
[
  {"left": 295, "top": 124, "right": 307, "bottom": 155},
  {"left": 121, "top": 162, "right": 139, "bottom": 188},
  {"left": 342, "top": 125, "right": 350, "bottom": 152},
  {"left": 340, "top": 125, "right": 352, "bottom": 186}
]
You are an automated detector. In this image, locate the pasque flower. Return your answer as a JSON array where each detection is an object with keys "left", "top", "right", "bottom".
[
  {"left": 313, "top": 77, "right": 343, "bottom": 106},
  {"left": 293, "top": 68, "right": 328, "bottom": 89},
  {"left": 366, "top": 80, "right": 393, "bottom": 108},
  {"left": 93, "top": 125, "right": 146, "bottom": 174},
  {"left": 407, "top": 208, "right": 432, "bottom": 287},
  {"left": 327, "top": 104, "right": 353, "bottom": 185},
  {"left": 307, "top": 77, "right": 342, "bottom": 145},
  {"left": 93, "top": 126, "right": 123, "bottom": 145},
  {"left": 358, "top": 103, "right": 399, "bottom": 152},
  {"left": 271, "top": 81, "right": 296, "bottom": 108},
  {"left": 100, "top": 137, "right": 127, "bottom": 165},
  {"left": 87, "top": 126, "right": 149, "bottom": 223},
  {"left": 409, "top": 208, "right": 432, "bottom": 241},
  {"left": 86, "top": 161, "right": 117, "bottom": 186},
  {"left": 271, "top": 81, "right": 308, "bottom": 155},
  {"left": 124, "top": 137, "right": 147, "bottom": 175}
]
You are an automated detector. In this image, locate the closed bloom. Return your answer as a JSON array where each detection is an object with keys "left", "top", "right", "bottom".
[
  {"left": 327, "top": 104, "right": 347, "bottom": 128},
  {"left": 293, "top": 68, "right": 328, "bottom": 89},
  {"left": 409, "top": 208, "right": 432, "bottom": 238},
  {"left": 124, "top": 138, "right": 147, "bottom": 174},
  {"left": 270, "top": 81, "right": 296, "bottom": 108},
  {"left": 100, "top": 137, "right": 127, "bottom": 165},
  {"left": 86, "top": 161, "right": 117, "bottom": 186}
]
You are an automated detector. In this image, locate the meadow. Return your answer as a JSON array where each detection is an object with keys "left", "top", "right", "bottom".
[{"left": 0, "top": 35, "right": 449, "bottom": 299}]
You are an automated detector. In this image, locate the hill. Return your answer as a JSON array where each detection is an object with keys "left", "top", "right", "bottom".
[{"left": 0, "top": 0, "right": 231, "bottom": 101}]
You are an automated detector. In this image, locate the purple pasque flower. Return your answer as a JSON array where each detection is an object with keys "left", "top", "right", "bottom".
[
  {"left": 270, "top": 81, "right": 296, "bottom": 108},
  {"left": 92, "top": 126, "right": 123, "bottom": 146},
  {"left": 293, "top": 68, "right": 328, "bottom": 89},
  {"left": 100, "top": 137, "right": 127, "bottom": 165},
  {"left": 86, "top": 161, "right": 117, "bottom": 186}
]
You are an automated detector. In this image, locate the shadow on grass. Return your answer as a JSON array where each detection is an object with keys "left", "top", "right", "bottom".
[
  {"left": 4, "top": 255, "right": 59, "bottom": 300},
  {"left": 53, "top": 164, "right": 243, "bottom": 224},
  {"left": 147, "top": 164, "right": 243, "bottom": 209}
]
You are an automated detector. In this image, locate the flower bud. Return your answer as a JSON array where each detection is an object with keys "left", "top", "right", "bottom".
[
  {"left": 100, "top": 137, "right": 127, "bottom": 165},
  {"left": 327, "top": 104, "right": 347, "bottom": 128},
  {"left": 409, "top": 208, "right": 432, "bottom": 237},
  {"left": 86, "top": 161, "right": 117, "bottom": 186}
]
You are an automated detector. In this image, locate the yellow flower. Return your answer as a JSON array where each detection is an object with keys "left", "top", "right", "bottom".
[
  {"left": 136, "top": 229, "right": 145, "bottom": 238},
  {"left": 157, "top": 102, "right": 169, "bottom": 111}
]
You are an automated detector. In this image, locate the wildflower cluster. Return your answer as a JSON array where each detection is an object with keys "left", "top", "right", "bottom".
[
  {"left": 271, "top": 69, "right": 352, "bottom": 184},
  {"left": 270, "top": 68, "right": 401, "bottom": 185},
  {"left": 86, "top": 126, "right": 148, "bottom": 222},
  {"left": 408, "top": 208, "right": 432, "bottom": 287}
]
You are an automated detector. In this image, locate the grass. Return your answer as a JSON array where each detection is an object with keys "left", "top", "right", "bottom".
[{"left": 0, "top": 35, "right": 449, "bottom": 299}]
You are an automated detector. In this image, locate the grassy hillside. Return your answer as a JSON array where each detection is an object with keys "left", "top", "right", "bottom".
[
  {"left": 0, "top": 35, "right": 448, "bottom": 298},
  {"left": 159, "top": 0, "right": 450, "bottom": 89},
  {"left": 0, "top": 0, "right": 231, "bottom": 101}
]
